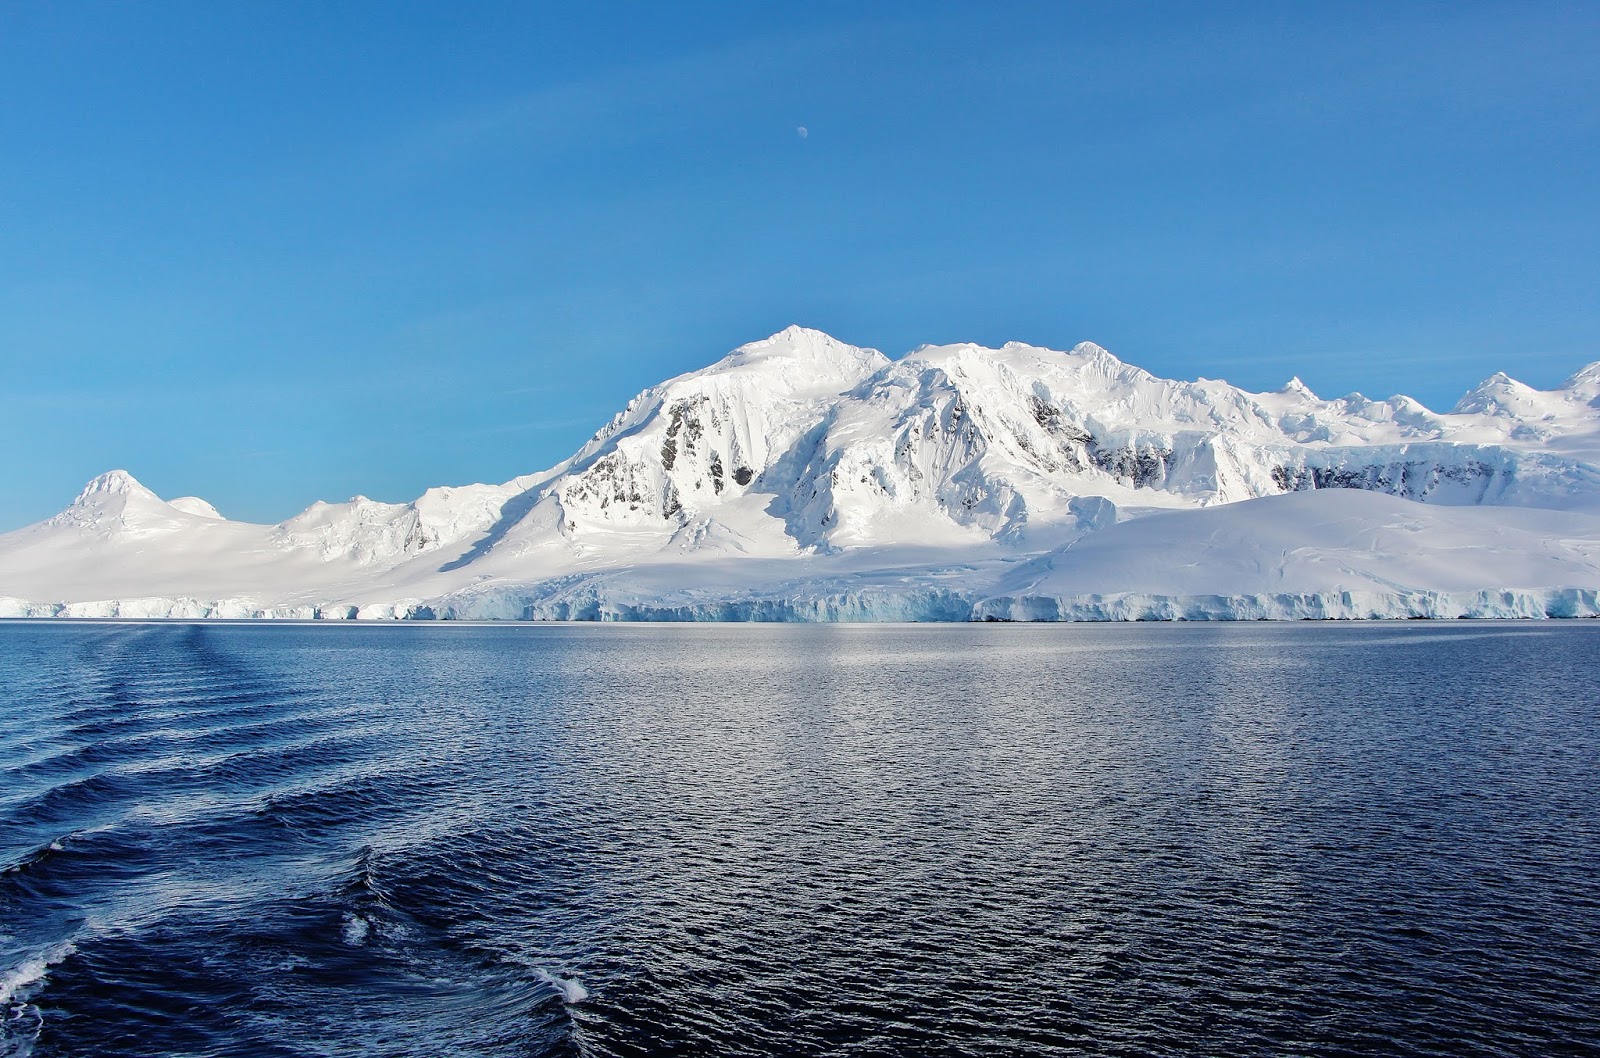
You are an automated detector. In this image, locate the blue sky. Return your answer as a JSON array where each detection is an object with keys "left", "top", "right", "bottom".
[{"left": 2, "top": 1, "right": 1597, "bottom": 528}]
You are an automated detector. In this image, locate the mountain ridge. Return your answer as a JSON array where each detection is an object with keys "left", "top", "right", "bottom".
[{"left": 4, "top": 327, "right": 1599, "bottom": 621}]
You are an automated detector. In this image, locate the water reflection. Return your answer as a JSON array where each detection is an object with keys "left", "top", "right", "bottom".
[{"left": 0, "top": 621, "right": 1596, "bottom": 1057}]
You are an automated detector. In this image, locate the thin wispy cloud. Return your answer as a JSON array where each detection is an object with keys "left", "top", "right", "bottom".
[{"left": 387, "top": 24, "right": 879, "bottom": 174}]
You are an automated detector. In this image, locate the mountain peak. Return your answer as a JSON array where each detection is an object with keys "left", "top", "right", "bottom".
[
  {"left": 1281, "top": 376, "right": 1318, "bottom": 399},
  {"left": 1560, "top": 361, "right": 1600, "bottom": 398},
  {"left": 75, "top": 469, "right": 155, "bottom": 503},
  {"left": 48, "top": 469, "right": 183, "bottom": 534},
  {"left": 1453, "top": 371, "right": 1533, "bottom": 414},
  {"left": 729, "top": 325, "right": 862, "bottom": 360},
  {"left": 768, "top": 324, "right": 833, "bottom": 342},
  {"left": 707, "top": 326, "right": 888, "bottom": 384}
]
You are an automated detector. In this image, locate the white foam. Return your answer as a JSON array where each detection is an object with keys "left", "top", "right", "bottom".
[
  {"left": 0, "top": 942, "right": 75, "bottom": 1006},
  {"left": 538, "top": 969, "right": 589, "bottom": 1004},
  {"left": 340, "top": 913, "right": 370, "bottom": 947}
]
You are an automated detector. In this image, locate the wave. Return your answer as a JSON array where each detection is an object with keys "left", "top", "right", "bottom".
[
  {"left": 0, "top": 940, "right": 76, "bottom": 1058},
  {"left": 0, "top": 836, "right": 68, "bottom": 879},
  {"left": 537, "top": 969, "right": 590, "bottom": 1005},
  {"left": 0, "top": 942, "right": 74, "bottom": 1007}
]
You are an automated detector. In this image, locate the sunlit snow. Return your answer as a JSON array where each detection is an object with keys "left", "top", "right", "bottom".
[{"left": 3, "top": 327, "right": 1598, "bottom": 621}]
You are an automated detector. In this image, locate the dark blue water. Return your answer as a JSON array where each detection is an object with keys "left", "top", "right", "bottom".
[{"left": 2, "top": 621, "right": 1598, "bottom": 1057}]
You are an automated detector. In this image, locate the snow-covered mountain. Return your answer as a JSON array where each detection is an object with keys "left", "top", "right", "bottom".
[{"left": 4, "top": 326, "right": 1599, "bottom": 621}]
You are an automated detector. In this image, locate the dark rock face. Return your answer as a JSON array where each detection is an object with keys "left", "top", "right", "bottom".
[
  {"left": 1272, "top": 457, "right": 1498, "bottom": 502},
  {"left": 562, "top": 452, "right": 672, "bottom": 518},
  {"left": 659, "top": 399, "right": 706, "bottom": 471},
  {"left": 1028, "top": 395, "right": 1064, "bottom": 431},
  {"left": 1015, "top": 396, "right": 1091, "bottom": 472},
  {"left": 401, "top": 515, "right": 436, "bottom": 554},
  {"left": 1023, "top": 394, "right": 1181, "bottom": 491},
  {"left": 1088, "top": 439, "right": 1175, "bottom": 489}
]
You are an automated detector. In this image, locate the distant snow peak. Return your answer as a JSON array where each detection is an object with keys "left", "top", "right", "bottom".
[
  {"left": 52, "top": 469, "right": 199, "bottom": 537},
  {"left": 68, "top": 472, "right": 224, "bottom": 523},
  {"left": 76, "top": 469, "right": 152, "bottom": 500},
  {"left": 746, "top": 323, "right": 839, "bottom": 350},
  {"left": 1453, "top": 371, "right": 1532, "bottom": 416},
  {"left": 1281, "top": 376, "right": 1317, "bottom": 400},
  {"left": 1561, "top": 361, "right": 1600, "bottom": 401},
  {"left": 1068, "top": 340, "right": 1119, "bottom": 361},
  {"left": 710, "top": 325, "right": 890, "bottom": 389}
]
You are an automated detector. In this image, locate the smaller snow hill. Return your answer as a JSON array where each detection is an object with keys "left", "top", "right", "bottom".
[
  {"left": 2, "top": 327, "right": 1599, "bottom": 621},
  {"left": 976, "top": 490, "right": 1600, "bottom": 621}
]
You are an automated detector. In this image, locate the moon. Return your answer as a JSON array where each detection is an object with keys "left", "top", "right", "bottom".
[{"left": 796, "top": 126, "right": 808, "bottom": 140}]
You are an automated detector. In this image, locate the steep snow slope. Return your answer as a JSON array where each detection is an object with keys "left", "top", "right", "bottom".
[
  {"left": 2, "top": 327, "right": 1598, "bottom": 620},
  {"left": 527, "top": 325, "right": 889, "bottom": 553}
]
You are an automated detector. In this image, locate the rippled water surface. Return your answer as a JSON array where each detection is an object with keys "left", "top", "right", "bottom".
[{"left": 2, "top": 621, "right": 1598, "bottom": 1057}]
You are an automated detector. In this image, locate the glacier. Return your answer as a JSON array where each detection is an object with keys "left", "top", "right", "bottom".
[{"left": 3, "top": 325, "right": 1599, "bottom": 622}]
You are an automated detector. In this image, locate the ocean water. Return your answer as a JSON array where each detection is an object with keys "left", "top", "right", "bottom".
[{"left": 1, "top": 621, "right": 1598, "bottom": 1058}]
